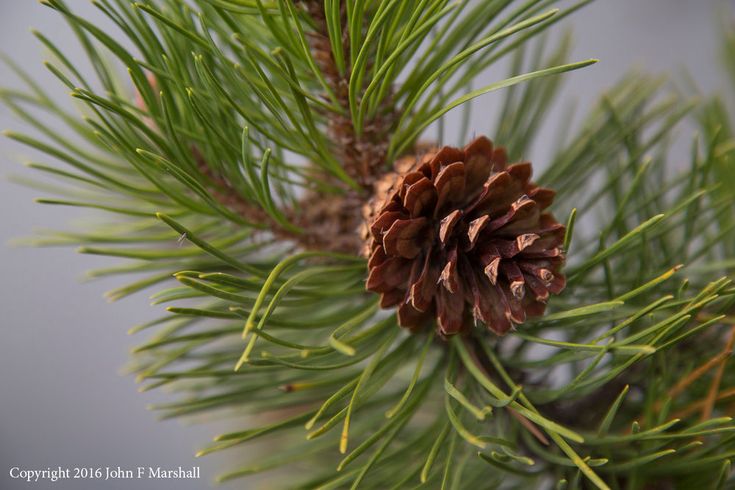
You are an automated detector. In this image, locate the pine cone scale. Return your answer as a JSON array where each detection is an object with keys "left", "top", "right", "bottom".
[
  {"left": 403, "top": 178, "right": 436, "bottom": 216},
  {"left": 434, "top": 161, "right": 466, "bottom": 213},
  {"left": 382, "top": 217, "right": 429, "bottom": 259},
  {"left": 439, "top": 209, "right": 462, "bottom": 244}
]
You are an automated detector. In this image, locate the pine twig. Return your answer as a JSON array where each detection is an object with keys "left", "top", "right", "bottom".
[
  {"left": 700, "top": 325, "right": 735, "bottom": 421},
  {"left": 302, "top": 0, "right": 394, "bottom": 188}
]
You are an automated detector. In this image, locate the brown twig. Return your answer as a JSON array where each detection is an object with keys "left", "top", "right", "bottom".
[
  {"left": 673, "top": 387, "right": 735, "bottom": 420},
  {"left": 700, "top": 325, "right": 735, "bottom": 421},
  {"left": 665, "top": 350, "right": 732, "bottom": 403},
  {"left": 509, "top": 408, "right": 550, "bottom": 446}
]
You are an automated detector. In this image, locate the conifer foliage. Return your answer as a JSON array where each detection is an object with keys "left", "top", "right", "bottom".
[{"left": 4, "top": 1, "right": 735, "bottom": 488}]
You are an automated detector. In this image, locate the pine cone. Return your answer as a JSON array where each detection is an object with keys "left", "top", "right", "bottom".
[{"left": 364, "top": 136, "right": 566, "bottom": 336}]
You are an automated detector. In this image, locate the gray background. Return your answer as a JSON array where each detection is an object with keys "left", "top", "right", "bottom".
[{"left": 0, "top": 1, "right": 732, "bottom": 489}]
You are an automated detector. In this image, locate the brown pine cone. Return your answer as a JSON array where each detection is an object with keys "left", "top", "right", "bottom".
[{"left": 364, "top": 136, "right": 566, "bottom": 336}]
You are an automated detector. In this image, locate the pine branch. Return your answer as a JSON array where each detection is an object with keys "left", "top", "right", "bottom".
[
  {"left": 4, "top": 1, "right": 735, "bottom": 489},
  {"left": 302, "top": 0, "right": 395, "bottom": 188}
]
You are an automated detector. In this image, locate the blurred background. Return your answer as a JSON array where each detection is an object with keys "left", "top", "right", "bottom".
[{"left": 0, "top": 1, "right": 732, "bottom": 488}]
